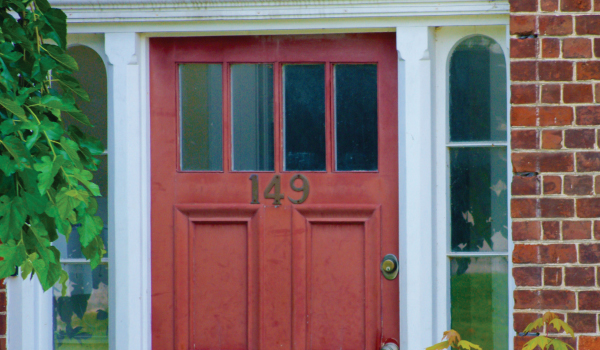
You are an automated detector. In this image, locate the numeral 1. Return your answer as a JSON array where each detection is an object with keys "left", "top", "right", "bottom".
[{"left": 249, "top": 174, "right": 260, "bottom": 204}]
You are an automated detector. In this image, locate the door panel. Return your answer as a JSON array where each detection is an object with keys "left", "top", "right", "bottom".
[{"left": 151, "top": 34, "right": 398, "bottom": 350}]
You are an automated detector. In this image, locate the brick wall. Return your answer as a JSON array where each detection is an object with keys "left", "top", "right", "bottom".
[{"left": 510, "top": 0, "right": 600, "bottom": 348}]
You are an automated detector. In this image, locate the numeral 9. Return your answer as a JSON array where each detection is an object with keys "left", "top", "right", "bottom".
[{"left": 288, "top": 174, "right": 309, "bottom": 204}]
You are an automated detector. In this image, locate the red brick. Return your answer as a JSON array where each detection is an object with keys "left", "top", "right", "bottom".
[
  {"left": 514, "top": 267, "right": 542, "bottom": 286},
  {"left": 565, "top": 267, "right": 595, "bottom": 286},
  {"left": 544, "top": 290, "right": 576, "bottom": 309},
  {"left": 541, "top": 0, "right": 559, "bottom": 11},
  {"left": 514, "top": 313, "right": 542, "bottom": 332},
  {"left": 541, "top": 198, "right": 574, "bottom": 217},
  {"left": 577, "top": 152, "right": 600, "bottom": 171},
  {"left": 511, "top": 15, "right": 537, "bottom": 36},
  {"left": 563, "top": 38, "right": 592, "bottom": 58},
  {"left": 542, "top": 38, "right": 560, "bottom": 58},
  {"left": 1, "top": 338, "right": 6, "bottom": 350},
  {"left": 512, "top": 107, "right": 537, "bottom": 126},
  {"left": 563, "top": 220, "right": 592, "bottom": 239},
  {"left": 595, "top": 38, "right": 600, "bottom": 58},
  {"left": 514, "top": 290, "right": 539, "bottom": 309},
  {"left": 510, "top": 0, "right": 538, "bottom": 11},
  {"left": 540, "top": 244, "right": 577, "bottom": 263},
  {"left": 577, "top": 61, "right": 600, "bottom": 80},
  {"left": 511, "top": 38, "right": 538, "bottom": 59},
  {"left": 568, "top": 313, "right": 597, "bottom": 333},
  {"left": 539, "top": 106, "right": 573, "bottom": 125},
  {"left": 594, "top": 220, "right": 600, "bottom": 239},
  {"left": 512, "top": 175, "right": 540, "bottom": 195},
  {"left": 563, "top": 84, "right": 594, "bottom": 103},
  {"left": 565, "top": 129, "right": 595, "bottom": 149},
  {"left": 543, "top": 175, "right": 562, "bottom": 194},
  {"left": 576, "top": 106, "right": 600, "bottom": 125},
  {"left": 561, "top": 0, "right": 592, "bottom": 11},
  {"left": 0, "top": 316, "right": 5, "bottom": 336},
  {"left": 511, "top": 61, "right": 537, "bottom": 81},
  {"left": 0, "top": 292, "right": 5, "bottom": 313},
  {"left": 579, "top": 291, "right": 600, "bottom": 310},
  {"left": 580, "top": 243, "right": 600, "bottom": 263},
  {"left": 576, "top": 15, "right": 600, "bottom": 35},
  {"left": 578, "top": 198, "right": 600, "bottom": 217},
  {"left": 539, "top": 61, "right": 573, "bottom": 81},
  {"left": 541, "top": 130, "right": 563, "bottom": 149},
  {"left": 596, "top": 0, "right": 600, "bottom": 10},
  {"left": 543, "top": 221, "right": 561, "bottom": 239},
  {"left": 513, "top": 221, "right": 542, "bottom": 240},
  {"left": 541, "top": 84, "right": 561, "bottom": 103},
  {"left": 596, "top": 83, "right": 600, "bottom": 102},
  {"left": 512, "top": 198, "right": 538, "bottom": 218},
  {"left": 544, "top": 267, "right": 563, "bottom": 286},
  {"left": 511, "top": 84, "right": 537, "bottom": 104},
  {"left": 540, "top": 16, "right": 574, "bottom": 35},
  {"left": 564, "top": 175, "right": 594, "bottom": 195},
  {"left": 515, "top": 336, "right": 535, "bottom": 349},
  {"left": 580, "top": 336, "right": 600, "bottom": 350},
  {"left": 513, "top": 152, "right": 574, "bottom": 172},
  {"left": 512, "top": 130, "right": 539, "bottom": 149},
  {"left": 513, "top": 244, "right": 539, "bottom": 263}
]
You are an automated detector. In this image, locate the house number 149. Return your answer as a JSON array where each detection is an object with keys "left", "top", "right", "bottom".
[{"left": 249, "top": 174, "right": 310, "bottom": 205}]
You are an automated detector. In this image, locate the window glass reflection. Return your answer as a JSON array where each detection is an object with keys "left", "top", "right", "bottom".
[
  {"left": 231, "top": 64, "right": 274, "bottom": 171},
  {"left": 449, "top": 35, "right": 507, "bottom": 142}
]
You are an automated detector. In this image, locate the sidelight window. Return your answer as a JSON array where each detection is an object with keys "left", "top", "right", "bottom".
[{"left": 445, "top": 33, "right": 509, "bottom": 350}]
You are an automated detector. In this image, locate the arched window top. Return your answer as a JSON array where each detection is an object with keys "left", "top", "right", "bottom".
[{"left": 449, "top": 35, "right": 507, "bottom": 142}]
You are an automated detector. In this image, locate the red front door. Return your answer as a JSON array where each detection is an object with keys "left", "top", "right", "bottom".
[{"left": 150, "top": 34, "right": 398, "bottom": 350}]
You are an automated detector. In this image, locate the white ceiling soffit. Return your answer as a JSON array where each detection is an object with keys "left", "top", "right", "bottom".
[{"left": 49, "top": 0, "right": 509, "bottom": 23}]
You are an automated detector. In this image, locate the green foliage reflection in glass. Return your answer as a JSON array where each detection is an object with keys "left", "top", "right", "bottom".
[
  {"left": 449, "top": 35, "right": 507, "bottom": 142},
  {"left": 0, "top": 0, "right": 105, "bottom": 291},
  {"left": 53, "top": 264, "right": 108, "bottom": 349}
]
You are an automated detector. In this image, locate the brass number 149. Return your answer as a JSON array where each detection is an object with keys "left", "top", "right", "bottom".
[{"left": 249, "top": 174, "right": 310, "bottom": 205}]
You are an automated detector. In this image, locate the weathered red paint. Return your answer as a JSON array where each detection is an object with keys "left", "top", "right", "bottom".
[{"left": 150, "top": 34, "right": 398, "bottom": 350}]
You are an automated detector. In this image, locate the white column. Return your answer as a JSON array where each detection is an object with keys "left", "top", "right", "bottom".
[
  {"left": 105, "top": 32, "right": 150, "bottom": 350},
  {"left": 396, "top": 26, "right": 436, "bottom": 350},
  {"left": 6, "top": 276, "right": 53, "bottom": 350}
]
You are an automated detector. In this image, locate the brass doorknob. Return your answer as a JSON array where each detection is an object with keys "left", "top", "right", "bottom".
[{"left": 380, "top": 254, "right": 399, "bottom": 280}]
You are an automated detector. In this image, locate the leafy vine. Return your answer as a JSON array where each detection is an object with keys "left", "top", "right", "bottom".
[{"left": 0, "top": 0, "right": 104, "bottom": 292}]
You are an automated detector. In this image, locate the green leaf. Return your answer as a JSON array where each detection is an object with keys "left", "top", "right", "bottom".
[
  {"left": 70, "top": 168, "right": 101, "bottom": 196},
  {"left": 39, "top": 117, "right": 64, "bottom": 140},
  {"left": 550, "top": 319, "right": 575, "bottom": 338},
  {"left": 523, "top": 336, "right": 552, "bottom": 350},
  {"left": 426, "top": 341, "right": 450, "bottom": 350},
  {"left": 523, "top": 317, "right": 545, "bottom": 334},
  {"left": 40, "top": 94, "right": 78, "bottom": 112},
  {"left": 1, "top": 135, "right": 31, "bottom": 168},
  {"left": 0, "top": 42, "right": 23, "bottom": 62},
  {"left": 60, "top": 136, "right": 82, "bottom": 168},
  {"left": 0, "top": 96, "right": 26, "bottom": 120},
  {"left": 56, "top": 74, "right": 89, "bottom": 101},
  {"left": 79, "top": 214, "right": 103, "bottom": 247},
  {"left": 68, "top": 125, "right": 103, "bottom": 155},
  {"left": 41, "top": 9, "right": 67, "bottom": 49},
  {"left": 35, "top": 0, "right": 52, "bottom": 13},
  {"left": 549, "top": 339, "right": 575, "bottom": 350},
  {"left": 59, "top": 269, "right": 68, "bottom": 296},
  {"left": 0, "top": 154, "right": 17, "bottom": 176},
  {"left": 0, "top": 195, "right": 27, "bottom": 242},
  {"left": 0, "top": 241, "right": 27, "bottom": 278},
  {"left": 34, "top": 155, "right": 64, "bottom": 194},
  {"left": 55, "top": 187, "right": 82, "bottom": 220},
  {"left": 42, "top": 44, "right": 78, "bottom": 71},
  {"left": 23, "top": 190, "right": 48, "bottom": 214},
  {"left": 65, "top": 110, "right": 91, "bottom": 126}
]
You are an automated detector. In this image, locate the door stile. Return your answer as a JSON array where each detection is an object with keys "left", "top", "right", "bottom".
[
  {"left": 248, "top": 207, "right": 262, "bottom": 350},
  {"left": 173, "top": 207, "right": 191, "bottom": 350},
  {"left": 365, "top": 207, "right": 382, "bottom": 350}
]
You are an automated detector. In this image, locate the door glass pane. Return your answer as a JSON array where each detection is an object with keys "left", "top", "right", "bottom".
[
  {"left": 451, "top": 257, "right": 508, "bottom": 350},
  {"left": 334, "top": 64, "right": 378, "bottom": 171},
  {"left": 180, "top": 64, "right": 223, "bottom": 171},
  {"left": 450, "top": 147, "right": 508, "bottom": 252},
  {"left": 449, "top": 35, "right": 507, "bottom": 142},
  {"left": 53, "top": 264, "right": 109, "bottom": 349},
  {"left": 283, "top": 64, "right": 326, "bottom": 171},
  {"left": 231, "top": 64, "right": 274, "bottom": 171}
]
